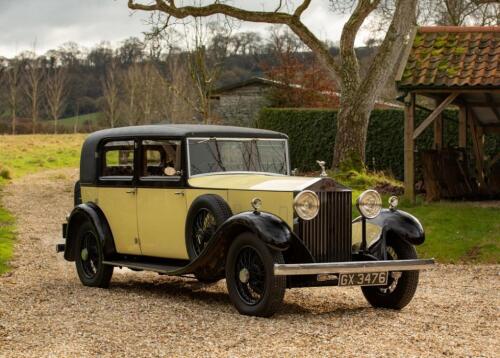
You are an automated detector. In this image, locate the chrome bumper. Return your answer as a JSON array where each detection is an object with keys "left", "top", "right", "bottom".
[{"left": 274, "top": 259, "right": 435, "bottom": 276}]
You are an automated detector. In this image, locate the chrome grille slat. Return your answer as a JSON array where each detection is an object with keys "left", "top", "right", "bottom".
[{"left": 297, "top": 191, "right": 352, "bottom": 263}]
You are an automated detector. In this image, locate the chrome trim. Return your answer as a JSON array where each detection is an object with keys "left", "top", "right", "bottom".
[
  {"left": 273, "top": 259, "right": 435, "bottom": 276},
  {"left": 189, "top": 171, "right": 287, "bottom": 178},
  {"left": 186, "top": 137, "right": 290, "bottom": 178}
]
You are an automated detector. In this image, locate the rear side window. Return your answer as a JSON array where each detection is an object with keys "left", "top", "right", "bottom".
[
  {"left": 101, "top": 140, "right": 135, "bottom": 178},
  {"left": 141, "top": 140, "right": 182, "bottom": 178}
]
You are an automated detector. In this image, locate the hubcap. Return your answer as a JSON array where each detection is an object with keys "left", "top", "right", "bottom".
[
  {"left": 239, "top": 268, "right": 250, "bottom": 283},
  {"left": 234, "top": 246, "right": 266, "bottom": 306},
  {"left": 80, "top": 231, "right": 100, "bottom": 279}
]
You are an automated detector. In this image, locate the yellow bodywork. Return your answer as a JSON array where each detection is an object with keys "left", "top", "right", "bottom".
[{"left": 81, "top": 174, "right": 335, "bottom": 260}]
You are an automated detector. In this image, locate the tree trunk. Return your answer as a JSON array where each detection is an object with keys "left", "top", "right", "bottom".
[
  {"left": 11, "top": 109, "right": 16, "bottom": 135},
  {"left": 332, "top": 98, "right": 372, "bottom": 171}
]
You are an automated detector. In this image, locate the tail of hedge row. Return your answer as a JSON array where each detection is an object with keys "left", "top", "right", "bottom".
[{"left": 256, "top": 108, "right": 499, "bottom": 180}]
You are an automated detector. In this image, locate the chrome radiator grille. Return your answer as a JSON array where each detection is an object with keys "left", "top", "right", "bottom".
[{"left": 297, "top": 190, "right": 352, "bottom": 263}]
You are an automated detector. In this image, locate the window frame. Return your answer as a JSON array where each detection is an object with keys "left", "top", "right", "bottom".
[
  {"left": 137, "top": 137, "right": 185, "bottom": 188},
  {"left": 186, "top": 137, "right": 290, "bottom": 178},
  {"left": 98, "top": 138, "right": 137, "bottom": 185}
]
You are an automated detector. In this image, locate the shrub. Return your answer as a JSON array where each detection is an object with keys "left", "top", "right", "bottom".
[
  {"left": 257, "top": 108, "right": 499, "bottom": 180},
  {"left": 0, "top": 167, "right": 11, "bottom": 180}
]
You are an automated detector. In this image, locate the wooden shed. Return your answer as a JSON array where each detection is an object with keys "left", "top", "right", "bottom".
[{"left": 397, "top": 26, "right": 500, "bottom": 202}]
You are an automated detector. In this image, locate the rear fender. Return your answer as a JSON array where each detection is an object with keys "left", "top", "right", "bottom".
[{"left": 64, "top": 203, "right": 116, "bottom": 261}]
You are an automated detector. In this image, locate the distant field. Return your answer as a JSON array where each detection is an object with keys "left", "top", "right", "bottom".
[
  {"left": 0, "top": 134, "right": 85, "bottom": 179},
  {"left": 57, "top": 112, "right": 102, "bottom": 130}
]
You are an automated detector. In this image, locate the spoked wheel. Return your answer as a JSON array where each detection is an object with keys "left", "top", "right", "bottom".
[
  {"left": 234, "top": 246, "right": 266, "bottom": 305},
  {"left": 226, "top": 232, "right": 285, "bottom": 317},
  {"left": 75, "top": 221, "right": 113, "bottom": 288},
  {"left": 79, "top": 231, "right": 100, "bottom": 279},
  {"left": 361, "top": 238, "right": 419, "bottom": 309},
  {"left": 186, "top": 195, "right": 232, "bottom": 284},
  {"left": 191, "top": 209, "right": 217, "bottom": 256}
]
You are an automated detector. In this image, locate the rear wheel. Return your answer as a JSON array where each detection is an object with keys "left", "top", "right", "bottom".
[
  {"left": 186, "top": 195, "right": 232, "bottom": 283},
  {"left": 225, "top": 232, "right": 286, "bottom": 317},
  {"left": 361, "top": 238, "right": 419, "bottom": 309},
  {"left": 75, "top": 221, "right": 113, "bottom": 288}
]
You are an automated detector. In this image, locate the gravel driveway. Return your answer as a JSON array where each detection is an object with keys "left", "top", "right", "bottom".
[{"left": 0, "top": 169, "right": 498, "bottom": 357}]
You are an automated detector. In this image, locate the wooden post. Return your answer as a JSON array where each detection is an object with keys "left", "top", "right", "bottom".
[
  {"left": 468, "top": 107, "right": 486, "bottom": 190},
  {"left": 434, "top": 110, "right": 443, "bottom": 149},
  {"left": 404, "top": 93, "right": 416, "bottom": 202},
  {"left": 458, "top": 104, "right": 467, "bottom": 148}
]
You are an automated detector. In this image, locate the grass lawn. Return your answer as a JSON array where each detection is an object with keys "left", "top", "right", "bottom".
[
  {"left": 336, "top": 170, "right": 499, "bottom": 264},
  {"left": 0, "top": 205, "right": 14, "bottom": 274},
  {"left": 0, "top": 134, "right": 86, "bottom": 273},
  {"left": 57, "top": 112, "right": 102, "bottom": 130}
]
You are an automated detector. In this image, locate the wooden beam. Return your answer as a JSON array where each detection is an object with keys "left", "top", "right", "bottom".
[
  {"left": 486, "top": 93, "right": 500, "bottom": 122},
  {"left": 484, "top": 126, "right": 500, "bottom": 134},
  {"left": 413, "top": 92, "right": 459, "bottom": 140},
  {"left": 468, "top": 107, "right": 486, "bottom": 189},
  {"left": 404, "top": 93, "right": 416, "bottom": 203},
  {"left": 433, "top": 99, "right": 443, "bottom": 149},
  {"left": 458, "top": 105, "right": 467, "bottom": 148}
]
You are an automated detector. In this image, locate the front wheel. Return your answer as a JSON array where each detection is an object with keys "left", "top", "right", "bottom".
[
  {"left": 225, "top": 232, "right": 286, "bottom": 317},
  {"left": 75, "top": 221, "right": 113, "bottom": 288},
  {"left": 361, "top": 238, "right": 419, "bottom": 309}
]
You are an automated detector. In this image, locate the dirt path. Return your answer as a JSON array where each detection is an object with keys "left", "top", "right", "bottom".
[{"left": 0, "top": 169, "right": 498, "bottom": 357}]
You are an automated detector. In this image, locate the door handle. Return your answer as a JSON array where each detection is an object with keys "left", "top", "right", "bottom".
[
  {"left": 174, "top": 191, "right": 185, "bottom": 196},
  {"left": 126, "top": 188, "right": 136, "bottom": 194}
]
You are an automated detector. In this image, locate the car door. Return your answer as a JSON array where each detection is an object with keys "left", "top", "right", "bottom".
[
  {"left": 97, "top": 139, "right": 141, "bottom": 255},
  {"left": 136, "top": 139, "right": 189, "bottom": 260}
]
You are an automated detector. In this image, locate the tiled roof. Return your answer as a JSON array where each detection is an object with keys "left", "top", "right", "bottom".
[{"left": 398, "top": 26, "right": 500, "bottom": 89}]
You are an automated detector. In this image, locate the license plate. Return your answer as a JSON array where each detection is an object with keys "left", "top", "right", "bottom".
[{"left": 338, "top": 272, "right": 388, "bottom": 286}]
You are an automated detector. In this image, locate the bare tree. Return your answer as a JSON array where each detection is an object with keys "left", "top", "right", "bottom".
[
  {"left": 419, "top": 0, "right": 499, "bottom": 25},
  {"left": 150, "top": 18, "right": 231, "bottom": 123},
  {"left": 101, "top": 61, "right": 120, "bottom": 128},
  {"left": 46, "top": 67, "right": 68, "bottom": 133},
  {"left": 138, "top": 62, "right": 163, "bottom": 124},
  {"left": 128, "top": 0, "right": 418, "bottom": 170},
  {"left": 122, "top": 63, "right": 142, "bottom": 125},
  {"left": 23, "top": 55, "right": 45, "bottom": 134},
  {"left": 162, "top": 53, "right": 198, "bottom": 123},
  {"left": 6, "top": 60, "right": 22, "bottom": 135}
]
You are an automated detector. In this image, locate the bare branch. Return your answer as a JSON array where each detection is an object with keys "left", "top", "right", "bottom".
[
  {"left": 294, "top": 0, "right": 312, "bottom": 17},
  {"left": 128, "top": 0, "right": 341, "bottom": 81}
]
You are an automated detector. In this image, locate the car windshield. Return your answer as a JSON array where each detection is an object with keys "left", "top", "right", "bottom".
[{"left": 188, "top": 138, "right": 288, "bottom": 176}]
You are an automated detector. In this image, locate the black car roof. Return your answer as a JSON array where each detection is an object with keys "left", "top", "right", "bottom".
[{"left": 80, "top": 124, "right": 288, "bottom": 184}]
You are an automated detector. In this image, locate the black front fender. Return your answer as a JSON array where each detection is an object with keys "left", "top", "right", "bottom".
[
  {"left": 185, "top": 211, "right": 314, "bottom": 277},
  {"left": 64, "top": 203, "right": 116, "bottom": 261},
  {"left": 367, "top": 209, "right": 425, "bottom": 246}
]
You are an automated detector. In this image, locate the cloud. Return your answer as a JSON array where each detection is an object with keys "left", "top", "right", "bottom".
[{"left": 0, "top": 0, "right": 361, "bottom": 58}]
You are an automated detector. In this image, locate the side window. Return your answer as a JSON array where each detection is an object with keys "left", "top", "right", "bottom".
[
  {"left": 101, "top": 140, "right": 135, "bottom": 179},
  {"left": 141, "top": 140, "right": 182, "bottom": 178}
]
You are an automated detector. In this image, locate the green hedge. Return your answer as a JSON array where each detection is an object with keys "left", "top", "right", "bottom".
[{"left": 257, "top": 108, "right": 499, "bottom": 180}]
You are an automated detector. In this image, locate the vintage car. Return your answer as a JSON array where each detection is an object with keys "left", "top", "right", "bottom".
[{"left": 57, "top": 124, "right": 434, "bottom": 317}]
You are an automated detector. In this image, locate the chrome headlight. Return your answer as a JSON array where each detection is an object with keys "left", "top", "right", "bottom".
[
  {"left": 294, "top": 190, "right": 320, "bottom": 220},
  {"left": 356, "top": 190, "right": 382, "bottom": 219}
]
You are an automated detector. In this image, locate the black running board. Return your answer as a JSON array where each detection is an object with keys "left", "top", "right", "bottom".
[{"left": 103, "top": 260, "right": 185, "bottom": 275}]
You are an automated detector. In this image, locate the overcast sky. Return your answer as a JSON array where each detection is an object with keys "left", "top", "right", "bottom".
[{"left": 0, "top": 0, "right": 363, "bottom": 57}]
